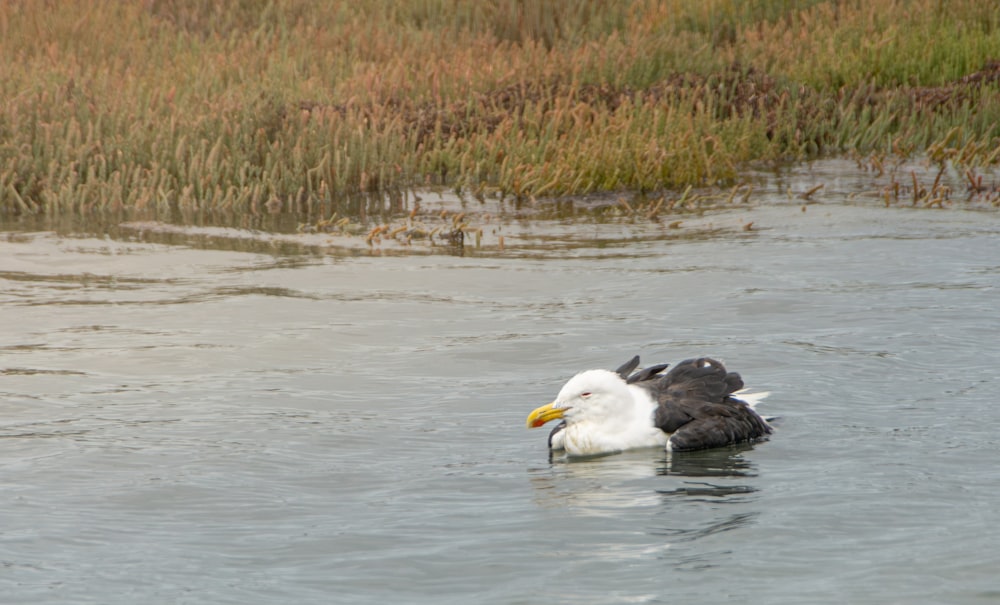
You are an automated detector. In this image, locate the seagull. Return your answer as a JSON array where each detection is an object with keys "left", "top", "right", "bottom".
[{"left": 526, "top": 356, "right": 771, "bottom": 457}]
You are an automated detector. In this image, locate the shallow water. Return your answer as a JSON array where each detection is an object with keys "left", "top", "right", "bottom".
[{"left": 3, "top": 162, "right": 1000, "bottom": 604}]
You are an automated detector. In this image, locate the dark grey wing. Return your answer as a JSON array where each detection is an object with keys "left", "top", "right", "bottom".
[
  {"left": 666, "top": 406, "right": 771, "bottom": 452},
  {"left": 626, "top": 363, "right": 670, "bottom": 384},
  {"left": 614, "top": 356, "right": 641, "bottom": 380},
  {"left": 650, "top": 357, "right": 771, "bottom": 452},
  {"left": 614, "top": 355, "right": 670, "bottom": 384}
]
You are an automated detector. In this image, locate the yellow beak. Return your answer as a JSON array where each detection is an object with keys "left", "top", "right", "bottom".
[{"left": 526, "top": 402, "right": 565, "bottom": 428}]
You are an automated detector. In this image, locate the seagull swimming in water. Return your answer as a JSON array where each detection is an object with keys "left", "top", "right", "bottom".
[{"left": 526, "top": 356, "right": 772, "bottom": 457}]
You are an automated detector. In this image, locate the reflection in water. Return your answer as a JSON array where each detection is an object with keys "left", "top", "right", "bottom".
[
  {"left": 529, "top": 444, "right": 761, "bottom": 511},
  {"left": 657, "top": 482, "right": 757, "bottom": 499},
  {"left": 648, "top": 512, "right": 759, "bottom": 543},
  {"left": 528, "top": 450, "right": 664, "bottom": 514},
  {"left": 528, "top": 444, "right": 763, "bottom": 576},
  {"left": 656, "top": 444, "right": 760, "bottom": 502},
  {"left": 626, "top": 445, "right": 758, "bottom": 505},
  {"left": 656, "top": 443, "right": 759, "bottom": 478}
]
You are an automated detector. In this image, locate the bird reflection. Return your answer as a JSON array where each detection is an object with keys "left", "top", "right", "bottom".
[
  {"left": 528, "top": 443, "right": 761, "bottom": 513},
  {"left": 656, "top": 442, "right": 758, "bottom": 478},
  {"left": 654, "top": 443, "right": 759, "bottom": 500},
  {"left": 657, "top": 482, "right": 756, "bottom": 499},
  {"left": 648, "top": 511, "right": 759, "bottom": 543},
  {"left": 529, "top": 450, "right": 661, "bottom": 514},
  {"left": 527, "top": 443, "right": 764, "bottom": 571}
]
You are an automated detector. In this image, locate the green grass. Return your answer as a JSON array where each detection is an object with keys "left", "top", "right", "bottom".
[{"left": 1, "top": 0, "right": 999, "bottom": 220}]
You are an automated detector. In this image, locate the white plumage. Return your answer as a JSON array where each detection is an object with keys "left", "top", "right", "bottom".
[{"left": 546, "top": 370, "right": 668, "bottom": 455}]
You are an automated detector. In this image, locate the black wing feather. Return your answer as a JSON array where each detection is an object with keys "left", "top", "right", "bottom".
[
  {"left": 635, "top": 357, "right": 771, "bottom": 452},
  {"left": 614, "top": 355, "right": 671, "bottom": 384},
  {"left": 626, "top": 363, "right": 671, "bottom": 384},
  {"left": 614, "top": 356, "right": 641, "bottom": 380}
]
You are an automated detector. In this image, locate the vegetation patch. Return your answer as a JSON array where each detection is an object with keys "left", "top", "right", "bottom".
[{"left": 1, "top": 0, "right": 999, "bottom": 224}]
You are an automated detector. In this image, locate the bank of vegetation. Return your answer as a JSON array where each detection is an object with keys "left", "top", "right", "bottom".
[{"left": 1, "top": 0, "right": 998, "bottom": 221}]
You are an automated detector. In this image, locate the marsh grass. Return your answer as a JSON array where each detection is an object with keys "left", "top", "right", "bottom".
[{"left": 1, "top": 0, "right": 999, "bottom": 220}]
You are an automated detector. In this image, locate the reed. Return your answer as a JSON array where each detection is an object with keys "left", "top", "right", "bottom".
[{"left": 1, "top": 0, "right": 998, "bottom": 219}]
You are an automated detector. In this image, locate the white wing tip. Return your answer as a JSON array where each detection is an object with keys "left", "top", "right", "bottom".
[{"left": 736, "top": 390, "right": 769, "bottom": 409}]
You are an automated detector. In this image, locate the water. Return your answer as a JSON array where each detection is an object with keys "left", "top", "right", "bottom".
[{"left": 2, "top": 162, "right": 1000, "bottom": 604}]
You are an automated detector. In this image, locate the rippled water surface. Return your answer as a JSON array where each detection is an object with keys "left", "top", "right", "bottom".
[{"left": 3, "top": 163, "right": 1000, "bottom": 604}]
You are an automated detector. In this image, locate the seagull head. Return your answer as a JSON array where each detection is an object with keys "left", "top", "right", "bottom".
[{"left": 526, "top": 369, "right": 632, "bottom": 429}]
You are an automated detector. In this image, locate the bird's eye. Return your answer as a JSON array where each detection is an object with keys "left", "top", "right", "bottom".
[{"left": 580, "top": 392, "right": 592, "bottom": 398}]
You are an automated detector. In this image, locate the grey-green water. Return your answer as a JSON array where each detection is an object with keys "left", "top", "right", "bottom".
[{"left": 3, "top": 164, "right": 1000, "bottom": 604}]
